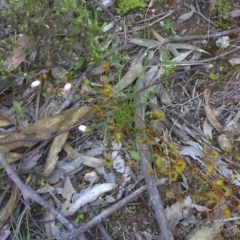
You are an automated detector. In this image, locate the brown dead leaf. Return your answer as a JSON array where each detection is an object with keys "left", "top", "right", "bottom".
[
  {"left": 3, "top": 48, "right": 26, "bottom": 71},
  {"left": 113, "top": 63, "right": 142, "bottom": 93},
  {"left": 61, "top": 177, "right": 75, "bottom": 215},
  {"left": 63, "top": 143, "right": 105, "bottom": 168},
  {"left": 0, "top": 108, "right": 77, "bottom": 163},
  {"left": 3, "top": 35, "right": 33, "bottom": 71},
  {"left": 0, "top": 184, "right": 19, "bottom": 229},
  {"left": 43, "top": 131, "right": 69, "bottom": 177},
  {"left": 44, "top": 106, "right": 95, "bottom": 176},
  {"left": 0, "top": 131, "right": 51, "bottom": 155},
  {"left": 23, "top": 108, "right": 76, "bottom": 135},
  {"left": 0, "top": 114, "right": 13, "bottom": 127},
  {"left": 5, "top": 152, "right": 22, "bottom": 164},
  {"left": 204, "top": 89, "right": 222, "bottom": 134}
]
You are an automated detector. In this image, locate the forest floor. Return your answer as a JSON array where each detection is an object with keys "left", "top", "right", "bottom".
[{"left": 0, "top": 0, "right": 240, "bottom": 239}]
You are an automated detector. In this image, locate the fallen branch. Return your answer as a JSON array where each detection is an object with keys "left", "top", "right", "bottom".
[
  {"left": 134, "top": 74, "right": 174, "bottom": 240},
  {"left": 166, "top": 27, "right": 240, "bottom": 43},
  {"left": 0, "top": 153, "right": 75, "bottom": 232}
]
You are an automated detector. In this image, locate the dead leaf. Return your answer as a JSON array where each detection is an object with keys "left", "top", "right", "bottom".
[
  {"left": 0, "top": 108, "right": 77, "bottom": 162},
  {"left": 0, "top": 131, "right": 51, "bottom": 155},
  {"left": 177, "top": 4, "right": 195, "bottom": 23},
  {"left": 45, "top": 157, "right": 84, "bottom": 184},
  {"left": 43, "top": 131, "right": 69, "bottom": 177},
  {"left": 166, "top": 196, "right": 192, "bottom": 229},
  {"left": 128, "top": 38, "right": 161, "bottom": 48},
  {"left": 113, "top": 63, "right": 142, "bottom": 92},
  {"left": 185, "top": 223, "right": 223, "bottom": 240},
  {"left": 44, "top": 106, "right": 94, "bottom": 176},
  {"left": 61, "top": 177, "right": 75, "bottom": 215},
  {"left": 217, "top": 134, "right": 232, "bottom": 152},
  {"left": 229, "top": 58, "right": 240, "bottom": 65},
  {"left": 3, "top": 48, "right": 26, "bottom": 71},
  {"left": 204, "top": 89, "right": 222, "bottom": 134},
  {"left": 203, "top": 120, "right": 213, "bottom": 139},
  {"left": 3, "top": 34, "right": 33, "bottom": 71},
  {"left": 0, "top": 184, "right": 19, "bottom": 229},
  {"left": 84, "top": 171, "right": 99, "bottom": 185},
  {"left": 65, "top": 183, "right": 117, "bottom": 216},
  {"left": 180, "top": 146, "right": 204, "bottom": 162},
  {"left": 44, "top": 199, "right": 62, "bottom": 239},
  {"left": 0, "top": 114, "right": 14, "bottom": 127},
  {"left": 63, "top": 143, "right": 105, "bottom": 168}
]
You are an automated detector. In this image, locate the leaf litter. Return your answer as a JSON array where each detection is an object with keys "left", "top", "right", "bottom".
[{"left": 0, "top": 0, "right": 240, "bottom": 239}]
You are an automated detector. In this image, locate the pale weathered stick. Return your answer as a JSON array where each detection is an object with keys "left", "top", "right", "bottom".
[
  {"left": 64, "top": 179, "right": 166, "bottom": 239},
  {"left": 134, "top": 71, "right": 174, "bottom": 240}
]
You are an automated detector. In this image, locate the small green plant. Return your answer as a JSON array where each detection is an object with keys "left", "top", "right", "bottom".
[
  {"left": 160, "top": 50, "right": 177, "bottom": 78},
  {"left": 209, "top": 71, "right": 218, "bottom": 81},
  {"left": 163, "top": 20, "right": 176, "bottom": 35},
  {"left": 116, "top": 0, "right": 146, "bottom": 14},
  {"left": 74, "top": 212, "right": 85, "bottom": 224},
  {"left": 130, "top": 151, "right": 141, "bottom": 161},
  {"left": 38, "top": 177, "right": 46, "bottom": 187},
  {"left": 217, "top": 0, "right": 230, "bottom": 15},
  {"left": 217, "top": 20, "right": 229, "bottom": 29},
  {"left": 13, "top": 100, "right": 23, "bottom": 123}
]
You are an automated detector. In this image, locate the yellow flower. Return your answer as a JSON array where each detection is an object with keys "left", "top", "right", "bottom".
[
  {"left": 169, "top": 172, "right": 178, "bottom": 182},
  {"left": 175, "top": 160, "right": 185, "bottom": 173}
]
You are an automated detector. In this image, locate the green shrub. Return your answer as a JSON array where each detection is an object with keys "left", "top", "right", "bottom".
[
  {"left": 116, "top": 0, "right": 146, "bottom": 14},
  {"left": 1, "top": 0, "right": 109, "bottom": 70}
]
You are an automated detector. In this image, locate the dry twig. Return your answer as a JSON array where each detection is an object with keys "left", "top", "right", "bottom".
[
  {"left": 134, "top": 73, "right": 174, "bottom": 240},
  {"left": 64, "top": 179, "right": 166, "bottom": 239},
  {"left": 0, "top": 153, "right": 75, "bottom": 232}
]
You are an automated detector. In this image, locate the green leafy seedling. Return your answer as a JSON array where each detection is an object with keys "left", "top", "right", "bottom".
[
  {"left": 74, "top": 59, "right": 84, "bottom": 70},
  {"left": 163, "top": 20, "right": 175, "bottom": 35},
  {"left": 74, "top": 213, "right": 85, "bottom": 224},
  {"left": 13, "top": 100, "right": 23, "bottom": 123},
  {"left": 209, "top": 72, "right": 218, "bottom": 81},
  {"left": 130, "top": 151, "right": 141, "bottom": 161},
  {"left": 116, "top": 0, "right": 146, "bottom": 14}
]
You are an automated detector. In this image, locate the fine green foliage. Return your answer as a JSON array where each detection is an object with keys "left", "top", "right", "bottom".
[
  {"left": 209, "top": 72, "right": 218, "bottom": 81},
  {"left": 116, "top": 0, "right": 146, "bottom": 14},
  {"left": 163, "top": 20, "right": 176, "bottom": 35},
  {"left": 2, "top": 0, "right": 110, "bottom": 71},
  {"left": 74, "top": 212, "right": 85, "bottom": 224},
  {"left": 160, "top": 51, "right": 177, "bottom": 78},
  {"left": 13, "top": 100, "right": 23, "bottom": 123},
  {"left": 217, "top": 0, "right": 230, "bottom": 15}
]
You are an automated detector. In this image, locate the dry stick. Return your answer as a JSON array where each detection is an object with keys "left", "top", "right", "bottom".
[
  {"left": 64, "top": 179, "right": 166, "bottom": 239},
  {"left": 128, "top": 7, "right": 179, "bottom": 33},
  {"left": 194, "top": 0, "right": 218, "bottom": 28},
  {"left": 138, "top": 143, "right": 173, "bottom": 240},
  {"left": 34, "top": 83, "right": 41, "bottom": 121},
  {"left": 134, "top": 78, "right": 173, "bottom": 240},
  {"left": 136, "top": 45, "right": 240, "bottom": 95},
  {"left": 165, "top": 27, "right": 240, "bottom": 43},
  {"left": 0, "top": 153, "right": 75, "bottom": 233},
  {"left": 96, "top": 221, "right": 113, "bottom": 240},
  {"left": 135, "top": 65, "right": 206, "bottom": 96}
]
